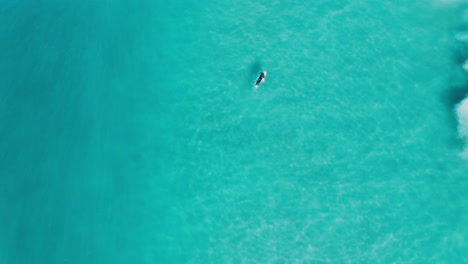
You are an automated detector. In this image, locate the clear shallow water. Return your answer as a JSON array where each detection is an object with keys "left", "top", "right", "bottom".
[{"left": 0, "top": 0, "right": 467, "bottom": 263}]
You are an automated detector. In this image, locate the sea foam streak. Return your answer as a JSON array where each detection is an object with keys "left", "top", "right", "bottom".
[
  {"left": 452, "top": 0, "right": 468, "bottom": 158},
  {"left": 456, "top": 98, "right": 468, "bottom": 157}
]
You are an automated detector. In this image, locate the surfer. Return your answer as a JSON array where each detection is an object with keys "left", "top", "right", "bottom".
[{"left": 255, "top": 71, "right": 267, "bottom": 88}]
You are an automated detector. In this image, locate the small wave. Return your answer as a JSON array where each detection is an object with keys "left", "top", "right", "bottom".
[{"left": 456, "top": 97, "right": 468, "bottom": 157}]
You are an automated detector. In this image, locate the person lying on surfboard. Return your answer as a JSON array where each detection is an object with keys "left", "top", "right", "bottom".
[{"left": 255, "top": 71, "right": 267, "bottom": 88}]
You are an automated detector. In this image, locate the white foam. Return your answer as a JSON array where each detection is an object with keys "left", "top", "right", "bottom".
[
  {"left": 456, "top": 97, "right": 468, "bottom": 158},
  {"left": 455, "top": 32, "right": 468, "bottom": 42},
  {"left": 462, "top": 60, "right": 468, "bottom": 71}
]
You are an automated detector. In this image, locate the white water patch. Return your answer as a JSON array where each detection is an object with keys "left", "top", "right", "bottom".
[
  {"left": 456, "top": 31, "right": 468, "bottom": 42},
  {"left": 456, "top": 97, "right": 468, "bottom": 158}
]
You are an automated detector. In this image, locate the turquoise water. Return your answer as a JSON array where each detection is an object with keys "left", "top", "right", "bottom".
[{"left": 1, "top": 0, "right": 468, "bottom": 263}]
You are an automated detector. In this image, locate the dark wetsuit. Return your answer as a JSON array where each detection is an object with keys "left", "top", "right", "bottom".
[{"left": 255, "top": 72, "right": 265, "bottom": 86}]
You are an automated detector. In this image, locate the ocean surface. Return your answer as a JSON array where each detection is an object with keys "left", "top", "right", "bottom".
[{"left": 1, "top": 0, "right": 468, "bottom": 263}]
